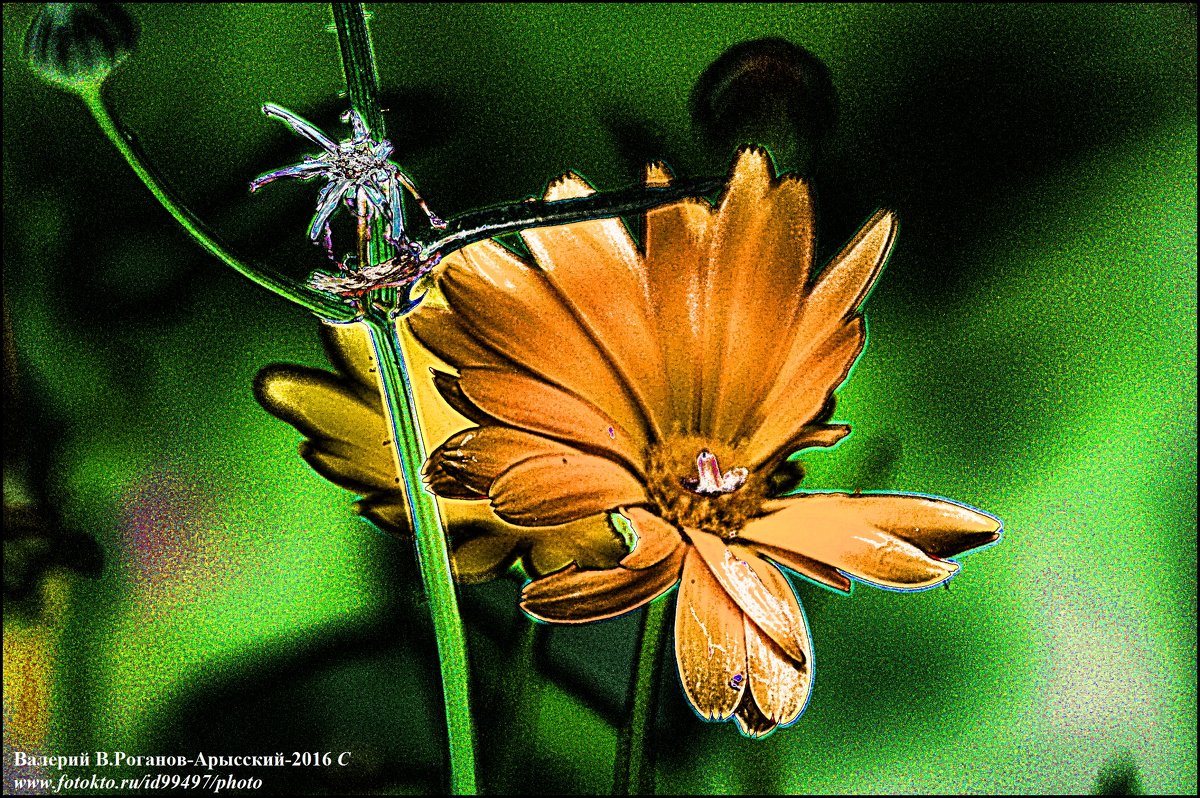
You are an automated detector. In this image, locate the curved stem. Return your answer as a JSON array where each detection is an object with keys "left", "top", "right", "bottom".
[
  {"left": 613, "top": 596, "right": 671, "bottom": 796},
  {"left": 77, "top": 87, "right": 356, "bottom": 322},
  {"left": 423, "top": 178, "right": 723, "bottom": 261},
  {"left": 365, "top": 313, "right": 477, "bottom": 795}
]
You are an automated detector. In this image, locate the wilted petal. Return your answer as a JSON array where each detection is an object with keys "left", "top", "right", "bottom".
[
  {"left": 262, "top": 103, "right": 339, "bottom": 152},
  {"left": 675, "top": 548, "right": 748, "bottom": 721},
  {"left": 744, "top": 493, "right": 1001, "bottom": 589},
  {"left": 309, "top": 179, "right": 350, "bottom": 240},
  {"left": 249, "top": 160, "right": 328, "bottom": 192}
]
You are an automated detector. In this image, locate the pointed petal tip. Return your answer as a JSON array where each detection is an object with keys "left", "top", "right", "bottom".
[
  {"left": 731, "top": 144, "right": 775, "bottom": 178},
  {"left": 644, "top": 161, "right": 674, "bottom": 186},
  {"left": 544, "top": 172, "right": 595, "bottom": 201}
]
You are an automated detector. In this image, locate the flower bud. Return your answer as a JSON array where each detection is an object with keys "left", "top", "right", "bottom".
[
  {"left": 691, "top": 37, "right": 837, "bottom": 176},
  {"left": 24, "top": 3, "right": 138, "bottom": 92}
]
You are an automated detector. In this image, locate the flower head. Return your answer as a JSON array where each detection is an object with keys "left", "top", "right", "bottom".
[
  {"left": 411, "top": 148, "right": 1002, "bottom": 736},
  {"left": 24, "top": 3, "right": 138, "bottom": 93},
  {"left": 254, "top": 319, "right": 628, "bottom": 583},
  {"left": 250, "top": 103, "right": 445, "bottom": 252}
]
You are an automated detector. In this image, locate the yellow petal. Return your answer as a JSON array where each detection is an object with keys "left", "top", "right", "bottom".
[
  {"left": 426, "top": 426, "right": 578, "bottom": 497},
  {"left": 490, "top": 452, "right": 648, "bottom": 526},
  {"left": 743, "top": 493, "right": 1001, "bottom": 589},
  {"left": 449, "top": 511, "right": 628, "bottom": 583},
  {"left": 644, "top": 186, "right": 713, "bottom": 434},
  {"left": 738, "top": 317, "right": 865, "bottom": 467},
  {"left": 255, "top": 362, "right": 401, "bottom": 495},
  {"left": 523, "top": 514, "right": 631, "bottom": 576},
  {"left": 753, "top": 543, "right": 851, "bottom": 594},
  {"left": 688, "top": 529, "right": 807, "bottom": 664},
  {"left": 735, "top": 209, "right": 896, "bottom": 462},
  {"left": 733, "top": 690, "right": 777, "bottom": 739},
  {"left": 674, "top": 547, "right": 748, "bottom": 721},
  {"left": 521, "top": 174, "right": 671, "bottom": 440}
]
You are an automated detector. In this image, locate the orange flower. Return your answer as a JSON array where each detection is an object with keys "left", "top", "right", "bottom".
[{"left": 412, "top": 147, "right": 1002, "bottom": 736}]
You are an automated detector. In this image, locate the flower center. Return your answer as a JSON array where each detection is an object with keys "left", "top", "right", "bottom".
[
  {"left": 644, "top": 436, "right": 766, "bottom": 539},
  {"left": 682, "top": 450, "right": 748, "bottom": 495}
]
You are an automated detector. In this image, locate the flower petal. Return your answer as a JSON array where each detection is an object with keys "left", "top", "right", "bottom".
[
  {"left": 249, "top": 160, "right": 328, "bottom": 191},
  {"left": 490, "top": 451, "right": 648, "bottom": 526},
  {"left": 521, "top": 174, "right": 671, "bottom": 439},
  {"left": 738, "top": 210, "right": 897, "bottom": 460},
  {"left": 688, "top": 529, "right": 807, "bottom": 664},
  {"left": 254, "top": 365, "right": 395, "bottom": 492},
  {"left": 618, "top": 508, "right": 684, "bottom": 569},
  {"left": 731, "top": 547, "right": 813, "bottom": 727},
  {"left": 406, "top": 303, "right": 507, "bottom": 373},
  {"left": 262, "top": 103, "right": 338, "bottom": 152},
  {"left": 433, "top": 238, "right": 652, "bottom": 442},
  {"left": 426, "top": 426, "right": 575, "bottom": 497},
  {"left": 733, "top": 691, "right": 777, "bottom": 739},
  {"left": 753, "top": 544, "right": 851, "bottom": 594},
  {"left": 642, "top": 164, "right": 713, "bottom": 434},
  {"left": 674, "top": 547, "right": 748, "bottom": 721},
  {"left": 743, "top": 493, "right": 1001, "bottom": 589},
  {"left": 738, "top": 317, "right": 865, "bottom": 468},
  {"left": 704, "top": 147, "right": 817, "bottom": 444},
  {"left": 457, "top": 512, "right": 629, "bottom": 582},
  {"left": 520, "top": 535, "right": 685, "bottom": 623},
  {"left": 523, "top": 514, "right": 633, "bottom": 576},
  {"left": 457, "top": 366, "right": 644, "bottom": 472}
]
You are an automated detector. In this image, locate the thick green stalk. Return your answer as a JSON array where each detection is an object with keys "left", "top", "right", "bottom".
[
  {"left": 77, "top": 86, "right": 356, "bottom": 322},
  {"left": 613, "top": 597, "right": 671, "bottom": 796},
  {"left": 365, "top": 314, "right": 477, "bottom": 794},
  {"left": 332, "top": 4, "right": 477, "bottom": 792}
]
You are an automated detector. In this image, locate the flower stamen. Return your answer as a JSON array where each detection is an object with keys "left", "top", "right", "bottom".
[{"left": 684, "top": 450, "right": 748, "bottom": 495}]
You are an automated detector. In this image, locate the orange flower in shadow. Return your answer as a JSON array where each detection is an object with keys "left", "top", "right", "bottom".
[{"left": 412, "top": 148, "right": 1002, "bottom": 736}]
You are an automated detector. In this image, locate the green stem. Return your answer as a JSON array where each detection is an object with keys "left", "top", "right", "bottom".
[
  {"left": 331, "top": 2, "right": 385, "bottom": 136},
  {"left": 499, "top": 618, "right": 547, "bottom": 794},
  {"left": 613, "top": 597, "right": 671, "bottom": 796},
  {"left": 331, "top": 4, "right": 476, "bottom": 791},
  {"left": 364, "top": 314, "right": 477, "bottom": 794},
  {"left": 77, "top": 86, "right": 356, "bottom": 322}
]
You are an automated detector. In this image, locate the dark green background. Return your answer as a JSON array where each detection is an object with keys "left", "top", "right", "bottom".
[{"left": 3, "top": 3, "right": 1196, "bottom": 794}]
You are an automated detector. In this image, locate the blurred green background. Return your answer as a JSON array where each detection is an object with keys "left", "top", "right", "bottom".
[{"left": 3, "top": 3, "right": 1195, "bottom": 794}]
